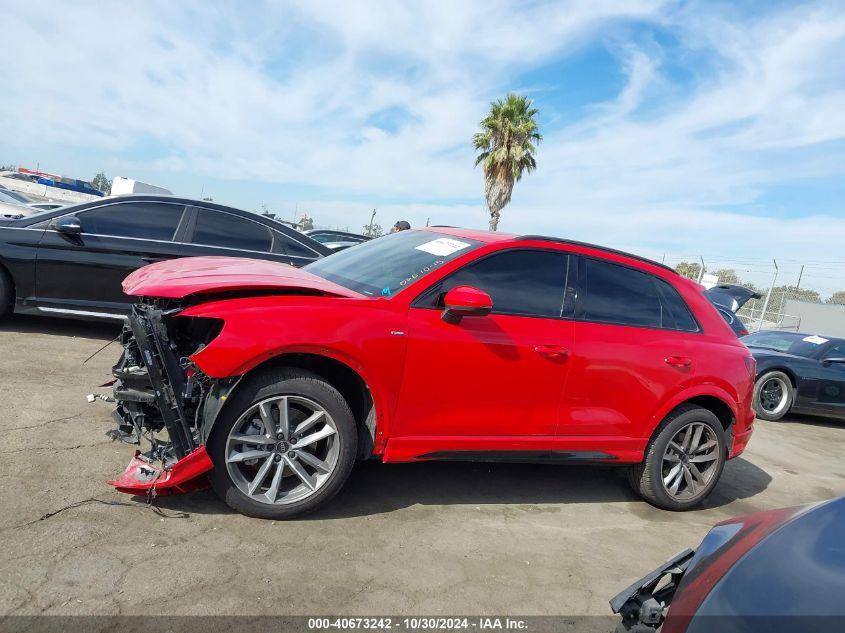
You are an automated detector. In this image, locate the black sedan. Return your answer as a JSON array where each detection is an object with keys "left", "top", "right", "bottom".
[
  {"left": 742, "top": 330, "right": 845, "bottom": 421},
  {"left": 0, "top": 194, "right": 331, "bottom": 321},
  {"left": 612, "top": 495, "right": 845, "bottom": 632}
]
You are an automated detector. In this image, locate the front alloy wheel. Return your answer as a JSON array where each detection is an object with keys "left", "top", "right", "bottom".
[
  {"left": 753, "top": 371, "right": 793, "bottom": 421},
  {"left": 225, "top": 395, "right": 339, "bottom": 505},
  {"left": 209, "top": 368, "right": 357, "bottom": 519}
]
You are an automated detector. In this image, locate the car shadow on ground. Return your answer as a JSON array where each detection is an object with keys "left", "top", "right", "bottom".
[
  {"left": 770, "top": 412, "right": 844, "bottom": 430},
  {"left": 148, "top": 457, "right": 773, "bottom": 520},
  {"left": 0, "top": 314, "right": 121, "bottom": 341}
]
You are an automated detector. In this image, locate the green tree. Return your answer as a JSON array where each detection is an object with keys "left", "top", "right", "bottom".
[
  {"left": 827, "top": 291, "right": 845, "bottom": 305},
  {"left": 362, "top": 222, "right": 383, "bottom": 238},
  {"left": 91, "top": 171, "right": 112, "bottom": 194},
  {"left": 473, "top": 93, "right": 541, "bottom": 231},
  {"left": 298, "top": 214, "right": 314, "bottom": 231},
  {"left": 675, "top": 261, "right": 703, "bottom": 280}
]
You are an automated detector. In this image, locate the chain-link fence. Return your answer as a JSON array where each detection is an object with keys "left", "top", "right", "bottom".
[{"left": 664, "top": 256, "right": 845, "bottom": 332}]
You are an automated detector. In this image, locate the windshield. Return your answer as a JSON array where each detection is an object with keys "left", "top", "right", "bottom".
[
  {"left": 304, "top": 230, "right": 482, "bottom": 297},
  {"left": 742, "top": 331, "right": 829, "bottom": 357}
]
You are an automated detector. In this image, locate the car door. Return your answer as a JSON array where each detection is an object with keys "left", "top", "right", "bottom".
[
  {"left": 812, "top": 340, "right": 845, "bottom": 418},
  {"left": 394, "top": 248, "right": 575, "bottom": 440},
  {"left": 34, "top": 201, "right": 189, "bottom": 314},
  {"left": 564, "top": 256, "right": 701, "bottom": 438},
  {"left": 178, "top": 206, "right": 322, "bottom": 266}
]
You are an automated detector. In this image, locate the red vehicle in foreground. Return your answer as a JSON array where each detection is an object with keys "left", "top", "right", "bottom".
[{"left": 108, "top": 228, "right": 755, "bottom": 518}]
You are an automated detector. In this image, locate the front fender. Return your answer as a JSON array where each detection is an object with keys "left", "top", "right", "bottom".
[{"left": 179, "top": 295, "right": 408, "bottom": 446}]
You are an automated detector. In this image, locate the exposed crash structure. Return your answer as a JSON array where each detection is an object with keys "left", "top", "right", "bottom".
[{"left": 107, "top": 302, "right": 225, "bottom": 496}]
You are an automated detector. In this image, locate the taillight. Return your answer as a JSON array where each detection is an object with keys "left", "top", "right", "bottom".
[{"left": 743, "top": 356, "right": 756, "bottom": 380}]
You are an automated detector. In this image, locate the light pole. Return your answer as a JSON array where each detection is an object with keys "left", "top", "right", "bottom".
[
  {"left": 367, "top": 209, "right": 376, "bottom": 235},
  {"left": 757, "top": 259, "right": 779, "bottom": 332}
]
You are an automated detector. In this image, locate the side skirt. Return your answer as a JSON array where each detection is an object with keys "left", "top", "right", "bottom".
[{"left": 382, "top": 436, "right": 646, "bottom": 463}]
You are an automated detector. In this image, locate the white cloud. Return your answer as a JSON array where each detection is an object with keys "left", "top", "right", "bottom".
[{"left": 1, "top": 0, "right": 844, "bottom": 293}]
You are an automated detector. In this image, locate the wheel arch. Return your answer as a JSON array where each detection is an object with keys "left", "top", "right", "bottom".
[
  {"left": 652, "top": 387, "right": 738, "bottom": 435},
  {"left": 756, "top": 366, "right": 798, "bottom": 389},
  {"left": 203, "top": 351, "right": 379, "bottom": 459}
]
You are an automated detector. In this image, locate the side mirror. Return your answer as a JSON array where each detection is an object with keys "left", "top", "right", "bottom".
[
  {"left": 441, "top": 285, "right": 492, "bottom": 324},
  {"left": 55, "top": 215, "right": 82, "bottom": 236},
  {"left": 822, "top": 357, "right": 845, "bottom": 367}
]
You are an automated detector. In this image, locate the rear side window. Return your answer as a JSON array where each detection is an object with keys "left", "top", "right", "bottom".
[
  {"left": 579, "top": 258, "right": 697, "bottom": 331},
  {"left": 420, "top": 249, "right": 571, "bottom": 318},
  {"left": 192, "top": 208, "right": 273, "bottom": 252},
  {"left": 279, "top": 233, "right": 320, "bottom": 258},
  {"left": 77, "top": 202, "right": 184, "bottom": 240}
]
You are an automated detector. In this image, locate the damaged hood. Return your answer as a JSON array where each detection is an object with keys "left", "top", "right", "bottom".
[{"left": 123, "top": 256, "right": 363, "bottom": 299}]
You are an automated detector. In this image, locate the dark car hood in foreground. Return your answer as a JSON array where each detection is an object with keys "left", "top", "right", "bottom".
[{"left": 122, "top": 256, "right": 363, "bottom": 299}]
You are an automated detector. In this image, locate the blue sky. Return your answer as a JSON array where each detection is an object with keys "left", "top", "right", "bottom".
[{"left": 2, "top": 1, "right": 844, "bottom": 294}]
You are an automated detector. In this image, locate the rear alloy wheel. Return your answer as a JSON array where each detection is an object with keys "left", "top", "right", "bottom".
[
  {"left": 208, "top": 369, "right": 357, "bottom": 519},
  {"left": 629, "top": 405, "right": 726, "bottom": 511},
  {"left": 753, "top": 371, "right": 793, "bottom": 421}
]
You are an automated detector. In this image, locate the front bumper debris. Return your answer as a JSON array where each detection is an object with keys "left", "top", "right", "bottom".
[
  {"left": 106, "top": 303, "right": 217, "bottom": 496},
  {"left": 107, "top": 447, "right": 213, "bottom": 496},
  {"left": 610, "top": 549, "right": 695, "bottom": 632}
]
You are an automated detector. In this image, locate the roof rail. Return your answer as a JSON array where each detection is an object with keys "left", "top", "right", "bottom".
[{"left": 517, "top": 235, "right": 677, "bottom": 274}]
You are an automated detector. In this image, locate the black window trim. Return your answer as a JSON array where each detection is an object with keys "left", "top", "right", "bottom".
[
  {"left": 190, "top": 206, "right": 323, "bottom": 258},
  {"left": 573, "top": 254, "right": 701, "bottom": 334},
  {"left": 41, "top": 200, "right": 322, "bottom": 260},
  {"left": 410, "top": 247, "right": 576, "bottom": 321}
]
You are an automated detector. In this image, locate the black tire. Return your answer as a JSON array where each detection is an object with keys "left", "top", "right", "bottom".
[
  {"left": 0, "top": 267, "right": 12, "bottom": 319},
  {"left": 752, "top": 371, "right": 794, "bottom": 421},
  {"left": 628, "top": 404, "right": 726, "bottom": 511},
  {"left": 207, "top": 368, "right": 357, "bottom": 519}
]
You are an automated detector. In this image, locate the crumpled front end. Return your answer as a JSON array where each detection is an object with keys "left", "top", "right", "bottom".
[{"left": 106, "top": 302, "right": 232, "bottom": 496}]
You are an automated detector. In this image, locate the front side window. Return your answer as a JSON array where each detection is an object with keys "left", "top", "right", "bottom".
[
  {"left": 77, "top": 202, "right": 185, "bottom": 240},
  {"left": 304, "top": 230, "right": 482, "bottom": 297},
  {"left": 419, "top": 249, "right": 571, "bottom": 318},
  {"left": 822, "top": 342, "right": 845, "bottom": 359},
  {"left": 579, "top": 258, "right": 697, "bottom": 331},
  {"left": 192, "top": 208, "right": 273, "bottom": 252}
]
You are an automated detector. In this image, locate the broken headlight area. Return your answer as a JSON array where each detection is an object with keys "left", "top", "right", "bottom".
[{"left": 105, "top": 302, "right": 225, "bottom": 496}]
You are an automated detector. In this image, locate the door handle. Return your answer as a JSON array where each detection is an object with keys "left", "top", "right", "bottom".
[
  {"left": 534, "top": 344, "right": 570, "bottom": 359},
  {"left": 664, "top": 356, "right": 692, "bottom": 368}
]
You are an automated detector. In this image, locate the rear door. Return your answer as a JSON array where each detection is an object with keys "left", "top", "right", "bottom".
[
  {"left": 564, "top": 256, "right": 701, "bottom": 438},
  {"left": 395, "top": 248, "right": 575, "bottom": 439},
  {"left": 35, "top": 201, "right": 189, "bottom": 314},
  {"left": 179, "top": 206, "right": 322, "bottom": 266}
]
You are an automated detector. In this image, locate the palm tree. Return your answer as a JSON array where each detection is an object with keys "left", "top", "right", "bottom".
[{"left": 473, "top": 93, "right": 542, "bottom": 231}]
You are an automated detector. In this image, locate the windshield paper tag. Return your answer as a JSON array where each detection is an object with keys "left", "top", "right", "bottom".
[
  {"left": 802, "top": 335, "right": 829, "bottom": 345},
  {"left": 415, "top": 238, "right": 471, "bottom": 257}
]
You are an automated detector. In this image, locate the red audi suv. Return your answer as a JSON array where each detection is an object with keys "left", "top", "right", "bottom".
[{"left": 108, "top": 228, "right": 756, "bottom": 518}]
